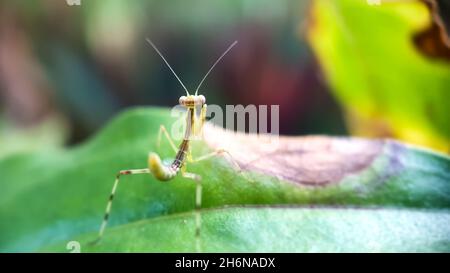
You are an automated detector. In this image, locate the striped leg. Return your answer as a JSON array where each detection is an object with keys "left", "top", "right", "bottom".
[
  {"left": 191, "top": 148, "right": 253, "bottom": 182},
  {"left": 157, "top": 125, "right": 178, "bottom": 154},
  {"left": 91, "top": 168, "right": 150, "bottom": 245},
  {"left": 182, "top": 170, "right": 202, "bottom": 253},
  {"left": 192, "top": 148, "right": 240, "bottom": 169}
]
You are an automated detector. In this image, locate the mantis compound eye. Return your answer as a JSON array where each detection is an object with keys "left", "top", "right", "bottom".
[
  {"left": 198, "top": 95, "right": 206, "bottom": 105},
  {"left": 179, "top": 96, "right": 187, "bottom": 105}
]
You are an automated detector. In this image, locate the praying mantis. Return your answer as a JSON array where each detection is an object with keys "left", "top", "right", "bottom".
[{"left": 92, "top": 39, "right": 240, "bottom": 252}]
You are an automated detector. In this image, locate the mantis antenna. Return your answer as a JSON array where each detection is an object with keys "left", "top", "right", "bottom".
[
  {"left": 146, "top": 38, "right": 190, "bottom": 96},
  {"left": 195, "top": 40, "right": 238, "bottom": 96}
]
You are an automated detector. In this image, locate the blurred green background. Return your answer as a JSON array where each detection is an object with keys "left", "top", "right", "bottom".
[
  {"left": 0, "top": 0, "right": 347, "bottom": 158},
  {"left": 0, "top": 0, "right": 448, "bottom": 158}
]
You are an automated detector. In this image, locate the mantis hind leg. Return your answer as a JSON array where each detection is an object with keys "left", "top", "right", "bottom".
[
  {"left": 91, "top": 168, "right": 151, "bottom": 245},
  {"left": 190, "top": 148, "right": 253, "bottom": 182},
  {"left": 181, "top": 166, "right": 203, "bottom": 253},
  {"left": 157, "top": 125, "right": 178, "bottom": 154}
]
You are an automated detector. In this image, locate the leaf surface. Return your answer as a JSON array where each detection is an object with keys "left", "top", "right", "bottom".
[{"left": 0, "top": 108, "right": 448, "bottom": 252}]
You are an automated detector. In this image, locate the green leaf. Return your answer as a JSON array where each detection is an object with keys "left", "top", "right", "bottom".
[
  {"left": 307, "top": 0, "right": 450, "bottom": 152},
  {"left": 0, "top": 108, "right": 449, "bottom": 252},
  {"left": 43, "top": 208, "right": 450, "bottom": 253}
]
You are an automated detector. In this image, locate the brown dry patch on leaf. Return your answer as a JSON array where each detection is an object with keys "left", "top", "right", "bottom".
[
  {"left": 414, "top": 0, "right": 450, "bottom": 61},
  {"left": 204, "top": 124, "right": 384, "bottom": 186}
]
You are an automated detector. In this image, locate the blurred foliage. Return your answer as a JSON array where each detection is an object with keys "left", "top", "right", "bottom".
[
  {"left": 0, "top": 116, "right": 67, "bottom": 160},
  {"left": 0, "top": 108, "right": 448, "bottom": 252},
  {"left": 308, "top": 0, "right": 450, "bottom": 152},
  {"left": 0, "top": 0, "right": 346, "bottom": 148},
  {"left": 0, "top": 0, "right": 447, "bottom": 152}
]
